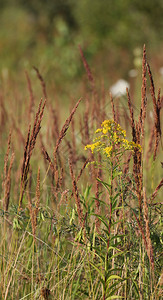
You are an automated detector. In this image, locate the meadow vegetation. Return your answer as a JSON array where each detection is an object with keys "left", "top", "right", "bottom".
[{"left": 0, "top": 45, "right": 162, "bottom": 299}]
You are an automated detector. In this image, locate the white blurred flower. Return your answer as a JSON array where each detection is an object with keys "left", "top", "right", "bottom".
[{"left": 110, "top": 79, "right": 130, "bottom": 97}]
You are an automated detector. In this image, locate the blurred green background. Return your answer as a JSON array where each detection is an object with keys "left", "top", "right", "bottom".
[{"left": 0, "top": 0, "right": 163, "bottom": 91}]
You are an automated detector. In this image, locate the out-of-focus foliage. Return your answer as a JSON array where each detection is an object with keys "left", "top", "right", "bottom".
[
  {"left": 0, "top": 0, "right": 163, "bottom": 84},
  {"left": 74, "top": 0, "right": 163, "bottom": 51}
]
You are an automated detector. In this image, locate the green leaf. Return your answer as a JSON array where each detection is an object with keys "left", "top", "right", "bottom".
[
  {"left": 90, "top": 213, "right": 109, "bottom": 229},
  {"left": 106, "top": 268, "right": 123, "bottom": 277},
  {"left": 40, "top": 212, "right": 45, "bottom": 221},
  {"left": 97, "top": 178, "right": 111, "bottom": 191},
  {"left": 91, "top": 248, "right": 105, "bottom": 262},
  {"left": 112, "top": 171, "right": 122, "bottom": 179},
  {"left": 106, "top": 278, "right": 127, "bottom": 296},
  {"left": 110, "top": 234, "right": 126, "bottom": 242},
  {"left": 89, "top": 261, "right": 105, "bottom": 281},
  {"left": 26, "top": 235, "right": 33, "bottom": 248},
  {"left": 113, "top": 192, "right": 121, "bottom": 202},
  {"left": 75, "top": 228, "right": 83, "bottom": 242},
  {"left": 110, "top": 219, "right": 123, "bottom": 227},
  {"left": 71, "top": 264, "right": 83, "bottom": 299},
  {"left": 13, "top": 217, "right": 21, "bottom": 230},
  {"left": 112, "top": 205, "right": 123, "bottom": 212},
  {"left": 69, "top": 208, "right": 75, "bottom": 225},
  {"left": 92, "top": 197, "right": 108, "bottom": 207},
  {"left": 84, "top": 184, "right": 92, "bottom": 200},
  {"left": 95, "top": 232, "right": 108, "bottom": 245},
  {"left": 108, "top": 251, "right": 124, "bottom": 262},
  {"left": 106, "top": 274, "right": 122, "bottom": 283}
]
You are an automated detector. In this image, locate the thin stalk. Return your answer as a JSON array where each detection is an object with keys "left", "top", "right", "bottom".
[
  {"left": 31, "top": 240, "right": 34, "bottom": 298},
  {"left": 139, "top": 242, "right": 143, "bottom": 300},
  {"left": 57, "top": 228, "right": 60, "bottom": 298},
  {"left": 103, "top": 161, "right": 113, "bottom": 300},
  {"left": 85, "top": 251, "right": 95, "bottom": 300}
]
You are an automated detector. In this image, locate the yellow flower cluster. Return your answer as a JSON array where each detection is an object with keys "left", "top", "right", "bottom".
[
  {"left": 85, "top": 141, "right": 103, "bottom": 153},
  {"left": 100, "top": 120, "right": 126, "bottom": 138},
  {"left": 85, "top": 120, "right": 142, "bottom": 158},
  {"left": 103, "top": 146, "right": 113, "bottom": 157}
]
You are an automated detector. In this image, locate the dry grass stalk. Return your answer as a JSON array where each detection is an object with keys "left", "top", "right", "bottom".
[
  {"left": 146, "top": 126, "right": 155, "bottom": 163},
  {"left": 143, "top": 188, "right": 155, "bottom": 282},
  {"left": 39, "top": 133, "right": 49, "bottom": 169},
  {"left": 110, "top": 93, "right": 116, "bottom": 122},
  {"left": 33, "top": 66, "right": 60, "bottom": 149},
  {"left": 33, "top": 66, "right": 63, "bottom": 153},
  {"left": 11, "top": 116, "right": 25, "bottom": 146},
  {"left": 115, "top": 103, "right": 120, "bottom": 125},
  {"left": 79, "top": 45, "right": 100, "bottom": 124},
  {"left": 147, "top": 64, "right": 162, "bottom": 160},
  {"left": 53, "top": 98, "right": 82, "bottom": 192},
  {"left": 35, "top": 167, "right": 40, "bottom": 210},
  {"left": 139, "top": 44, "right": 147, "bottom": 140},
  {"left": 42, "top": 146, "right": 62, "bottom": 201},
  {"left": 132, "top": 209, "right": 148, "bottom": 251},
  {"left": 134, "top": 61, "right": 145, "bottom": 210},
  {"left": 2, "top": 132, "right": 15, "bottom": 211},
  {"left": 84, "top": 99, "right": 90, "bottom": 145},
  {"left": 59, "top": 167, "right": 64, "bottom": 190},
  {"left": 51, "top": 106, "right": 60, "bottom": 142},
  {"left": 20, "top": 99, "right": 46, "bottom": 206},
  {"left": 123, "top": 152, "right": 132, "bottom": 175},
  {"left": 123, "top": 109, "right": 131, "bottom": 135},
  {"left": 3, "top": 131, "right": 12, "bottom": 179},
  {"left": 79, "top": 45, "right": 95, "bottom": 92},
  {"left": 25, "top": 70, "right": 35, "bottom": 123},
  {"left": 41, "top": 136, "right": 62, "bottom": 191},
  {"left": 42, "top": 146, "right": 55, "bottom": 175},
  {"left": 95, "top": 157, "right": 102, "bottom": 232},
  {"left": 66, "top": 139, "right": 75, "bottom": 169},
  {"left": 42, "top": 98, "right": 82, "bottom": 199},
  {"left": 54, "top": 97, "right": 82, "bottom": 154},
  {"left": 57, "top": 189, "right": 69, "bottom": 211},
  {"left": 127, "top": 88, "right": 143, "bottom": 217},
  {"left": 27, "top": 169, "right": 32, "bottom": 204},
  {"left": 28, "top": 167, "right": 40, "bottom": 238},
  {"left": 0, "top": 93, "right": 7, "bottom": 138},
  {"left": 150, "top": 178, "right": 163, "bottom": 202},
  {"left": 70, "top": 158, "right": 89, "bottom": 199},
  {"left": 126, "top": 88, "right": 136, "bottom": 143},
  {"left": 101, "top": 80, "right": 107, "bottom": 121},
  {"left": 33, "top": 66, "right": 48, "bottom": 100},
  {"left": 69, "top": 158, "right": 84, "bottom": 227},
  {"left": 77, "top": 159, "right": 89, "bottom": 183},
  {"left": 79, "top": 114, "right": 86, "bottom": 146},
  {"left": 21, "top": 124, "right": 31, "bottom": 186},
  {"left": 71, "top": 107, "right": 77, "bottom": 161}
]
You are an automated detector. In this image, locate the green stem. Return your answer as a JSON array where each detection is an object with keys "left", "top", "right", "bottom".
[{"left": 103, "top": 162, "right": 113, "bottom": 300}]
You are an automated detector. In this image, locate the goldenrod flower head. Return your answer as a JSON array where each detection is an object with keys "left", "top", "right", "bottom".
[
  {"left": 103, "top": 146, "right": 112, "bottom": 157},
  {"left": 95, "top": 128, "right": 102, "bottom": 134},
  {"left": 85, "top": 141, "right": 103, "bottom": 153},
  {"left": 85, "top": 119, "right": 142, "bottom": 157}
]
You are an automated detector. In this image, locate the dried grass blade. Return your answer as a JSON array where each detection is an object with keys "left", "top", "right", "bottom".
[
  {"left": 69, "top": 158, "right": 84, "bottom": 227},
  {"left": 54, "top": 97, "right": 82, "bottom": 154}
]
